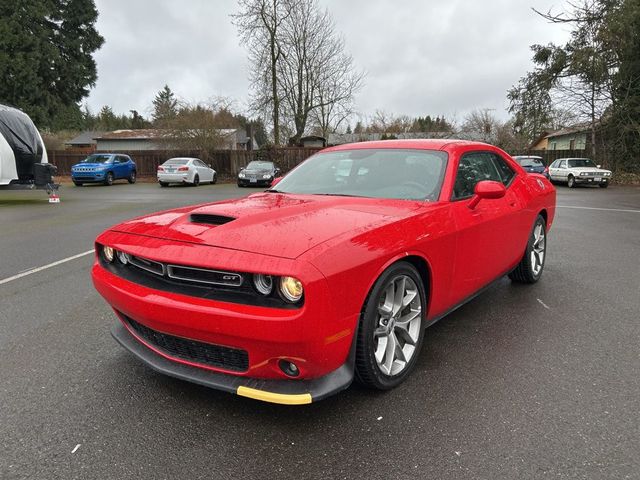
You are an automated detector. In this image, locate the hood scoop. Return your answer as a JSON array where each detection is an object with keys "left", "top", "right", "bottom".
[{"left": 190, "top": 213, "right": 236, "bottom": 226}]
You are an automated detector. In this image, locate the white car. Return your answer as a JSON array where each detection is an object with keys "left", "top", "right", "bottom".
[
  {"left": 157, "top": 158, "right": 217, "bottom": 187},
  {"left": 548, "top": 157, "right": 612, "bottom": 188}
]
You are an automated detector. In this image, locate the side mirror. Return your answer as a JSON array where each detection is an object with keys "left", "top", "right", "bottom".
[
  {"left": 271, "top": 177, "right": 283, "bottom": 187},
  {"left": 597, "top": 164, "right": 601, "bottom": 168},
  {"left": 274, "top": 168, "right": 281, "bottom": 175},
  {"left": 209, "top": 164, "right": 213, "bottom": 168},
  {"left": 468, "top": 180, "right": 506, "bottom": 209}
]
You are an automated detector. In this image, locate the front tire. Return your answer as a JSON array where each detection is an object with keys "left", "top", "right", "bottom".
[
  {"left": 73, "top": 181, "right": 82, "bottom": 186},
  {"left": 211, "top": 173, "right": 217, "bottom": 184},
  {"left": 355, "top": 262, "right": 426, "bottom": 390},
  {"left": 104, "top": 172, "right": 114, "bottom": 186},
  {"left": 567, "top": 175, "right": 576, "bottom": 188},
  {"left": 509, "top": 215, "right": 547, "bottom": 284},
  {"left": 599, "top": 183, "right": 608, "bottom": 188},
  {"left": 159, "top": 181, "right": 168, "bottom": 187}
]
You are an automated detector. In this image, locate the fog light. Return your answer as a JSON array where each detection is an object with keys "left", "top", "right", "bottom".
[
  {"left": 117, "top": 251, "right": 129, "bottom": 264},
  {"left": 103, "top": 245, "right": 115, "bottom": 262},
  {"left": 279, "top": 359, "right": 300, "bottom": 377},
  {"left": 253, "top": 274, "right": 273, "bottom": 295},
  {"left": 279, "top": 276, "right": 303, "bottom": 302}
]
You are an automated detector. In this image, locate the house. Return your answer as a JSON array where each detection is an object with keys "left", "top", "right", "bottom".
[
  {"left": 94, "top": 129, "right": 256, "bottom": 151},
  {"left": 64, "top": 131, "right": 104, "bottom": 152},
  {"left": 298, "top": 135, "right": 326, "bottom": 148},
  {"left": 328, "top": 131, "right": 452, "bottom": 146},
  {"left": 528, "top": 131, "right": 550, "bottom": 150},
  {"left": 544, "top": 124, "right": 591, "bottom": 151}
]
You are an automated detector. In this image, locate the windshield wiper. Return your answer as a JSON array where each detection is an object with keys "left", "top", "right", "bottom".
[
  {"left": 313, "top": 193, "right": 366, "bottom": 198},
  {"left": 265, "top": 188, "right": 286, "bottom": 193}
]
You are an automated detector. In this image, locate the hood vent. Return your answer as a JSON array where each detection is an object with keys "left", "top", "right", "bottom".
[{"left": 190, "top": 213, "right": 236, "bottom": 226}]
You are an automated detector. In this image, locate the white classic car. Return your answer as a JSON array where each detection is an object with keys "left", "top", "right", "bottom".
[{"left": 548, "top": 158, "right": 612, "bottom": 188}]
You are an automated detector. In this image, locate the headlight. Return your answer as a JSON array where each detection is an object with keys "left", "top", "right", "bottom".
[
  {"left": 580, "top": 172, "right": 589, "bottom": 176},
  {"left": 103, "top": 245, "right": 115, "bottom": 262},
  {"left": 238, "top": 173, "right": 245, "bottom": 178},
  {"left": 262, "top": 174, "right": 272, "bottom": 179},
  {"left": 253, "top": 274, "right": 273, "bottom": 295},
  {"left": 605, "top": 172, "right": 611, "bottom": 176},
  {"left": 279, "top": 276, "right": 303, "bottom": 302},
  {"left": 117, "top": 251, "right": 129, "bottom": 264}
]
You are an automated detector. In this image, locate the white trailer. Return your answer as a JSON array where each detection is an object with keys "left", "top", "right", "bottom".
[{"left": 0, "top": 104, "right": 59, "bottom": 197}]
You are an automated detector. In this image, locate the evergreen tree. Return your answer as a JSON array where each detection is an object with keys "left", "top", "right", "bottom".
[
  {"left": 152, "top": 85, "right": 178, "bottom": 126},
  {"left": 0, "top": 0, "right": 103, "bottom": 129}
]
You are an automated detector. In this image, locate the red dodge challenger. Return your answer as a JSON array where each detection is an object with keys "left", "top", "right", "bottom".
[{"left": 92, "top": 140, "right": 555, "bottom": 405}]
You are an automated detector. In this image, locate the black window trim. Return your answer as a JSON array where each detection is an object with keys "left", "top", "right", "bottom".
[{"left": 450, "top": 150, "right": 518, "bottom": 202}]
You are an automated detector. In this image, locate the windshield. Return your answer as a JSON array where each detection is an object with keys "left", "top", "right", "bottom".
[
  {"left": 163, "top": 158, "right": 189, "bottom": 165},
  {"left": 274, "top": 149, "right": 448, "bottom": 201},
  {"left": 246, "top": 161, "right": 273, "bottom": 170},
  {"left": 568, "top": 158, "right": 597, "bottom": 168},
  {"left": 82, "top": 154, "right": 112, "bottom": 164},
  {"left": 518, "top": 157, "right": 543, "bottom": 167}
]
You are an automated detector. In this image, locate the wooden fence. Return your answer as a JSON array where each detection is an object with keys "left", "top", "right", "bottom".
[{"left": 48, "top": 147, "right": 323, "bottom": 176}]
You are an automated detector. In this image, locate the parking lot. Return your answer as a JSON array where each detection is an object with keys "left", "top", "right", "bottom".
[{"left": 1, "top": 182, "right": 639, "bottom": 479}]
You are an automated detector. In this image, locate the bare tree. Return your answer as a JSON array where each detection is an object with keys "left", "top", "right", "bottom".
[
  {"left": 232, "top": 0, "right": 290, "bottom": 145},
  {"left": 234, "top": 0, "right": 364, "bottom": 145}
]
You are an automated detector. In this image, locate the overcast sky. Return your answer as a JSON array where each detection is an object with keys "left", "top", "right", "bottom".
[{"left": 87, "top": 0, "right": 571, "bottom": 125}]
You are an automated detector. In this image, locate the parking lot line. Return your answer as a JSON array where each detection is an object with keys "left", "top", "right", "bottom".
[
  {"left": 0, "top": 250, "right": 94, "bottom": 286},
  {"left": 557, "top": 205, "right": 640, "bottom": 214}
]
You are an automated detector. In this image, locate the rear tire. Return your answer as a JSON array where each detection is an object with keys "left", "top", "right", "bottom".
[
  {"left": 567, "top": 175, "right": 576, "bottom": 188},
  {"left": 355, "top": 261, "right": 426, "bottom": 390},
  {"left": 159, "top": 181, "right": 168, "bottom": 187},
  {"left": 509, "top": 215, "right": 547, "bottom": 284},
  {"left": 104, "top": 172, "right": 114, "bottom": 186},
  {"left": 192, "top": 174, "right": 199, "bottom": 187}
]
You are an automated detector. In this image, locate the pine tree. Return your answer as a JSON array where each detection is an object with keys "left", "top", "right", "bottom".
[
  {"left": 152, "top": 85, "right": 178, "bottom": 126},
  {"left": 0, "top": 0, "right": 103, "bottom": 129}
]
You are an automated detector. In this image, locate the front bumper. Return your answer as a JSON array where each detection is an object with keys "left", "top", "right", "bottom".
[
  {"left": 112, "top": 320, "right": 354, "bottom": 404},
  {"left": 91, "top": 233, "right": 358, "bottom": 402},
  {"left": 575, "top": 176, "right": 609, "bottom": 184},
  {"left": 72, "top": 172, "right": 107, "bottom": 182},
  {"left": 238, "top": 177, "right": 272, "bottom": 187}
]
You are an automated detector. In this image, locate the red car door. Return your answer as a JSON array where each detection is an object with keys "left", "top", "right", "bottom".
[{"left": 448, "top": 151, "right": 523, "bottom": 305}]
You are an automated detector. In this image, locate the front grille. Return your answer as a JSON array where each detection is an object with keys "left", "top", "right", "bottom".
[
  {"left": 129, "top": 255, "right": 164, "bottom": 276},
  {"left": 98, "top": 247, "right": 303, "bottom": 309},
  {"left": 167, "top": 265, "right": 243, "bottom": 287},
  {"left": 123, "top": 314, "right": 249, "bottom": 372}
]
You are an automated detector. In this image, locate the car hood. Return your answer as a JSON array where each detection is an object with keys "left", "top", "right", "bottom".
[
  {"left": 569, "top": 167, "right": 611, "bottom": 174},
  {"left": 73, "top": 163, "right": 110, "bottom": 169},
  {"left": 240, "top": 168, "right": 273, "bottom": 175},
  {"left": 111, "top": 192, "right": 427, "bottom": 259}
]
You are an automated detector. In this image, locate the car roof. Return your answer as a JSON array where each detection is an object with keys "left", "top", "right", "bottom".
[
  {"left": 513, "top": 155, "right": 543, "bottom": 159},
  {"left": 166, "top": 157, "right": 198, "bottom": 161},
  {"left": 322, "top": 139, "right": 491, "bottom": 153},
  {"left": 554, "top": 157, "right": 591, "bottom": 161}
]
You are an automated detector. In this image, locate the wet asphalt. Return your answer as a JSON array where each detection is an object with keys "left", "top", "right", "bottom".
[{"left": 1, "top": 181, "right": 639, "bottom": 480}]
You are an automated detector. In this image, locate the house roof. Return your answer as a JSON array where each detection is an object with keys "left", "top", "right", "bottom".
[
  {"left": 545, "top": 123, "right": 591, "bottom": 139},
  {"left": 95, "top": 128, "right": 242, "bottom": 141},
  {"left": 65, "top": 131, "right": 104, "bottom": 145}
]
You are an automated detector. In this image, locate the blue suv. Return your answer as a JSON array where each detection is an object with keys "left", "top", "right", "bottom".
[{"left": 71, "top": 153, "right": 137, "bottom": 186}]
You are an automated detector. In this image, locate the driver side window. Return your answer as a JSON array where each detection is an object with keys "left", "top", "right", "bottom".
[{"left": 452, "top": 152, "right": 502, "bottom": 200}]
